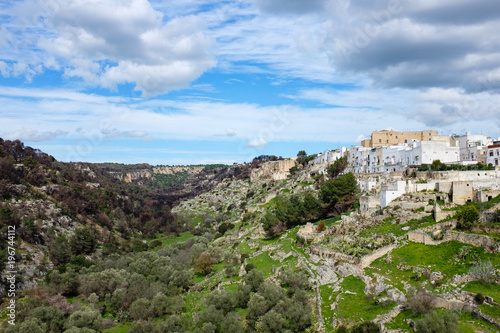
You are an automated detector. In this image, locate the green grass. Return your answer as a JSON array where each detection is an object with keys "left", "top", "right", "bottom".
[
  {"left": 368, "top": 241, "right": 500, "bottom": 291},
  {"left": 246, "top": 252, "right": 281, "bottom": 278},
  {"left": 385, "top": 309, "right": 418, "bottom": 330},
  {"left": 103, "top": 322, "right": 132, "bottom": 333},
  {"left": 387, "top": 309, "right": 500, "bottom": 332},
  {"left": 223, "top": 283, "right": 240, "bottom": 293},
  {"left": 152, "top": 231, "right": 195, "bottom": 247},
  {"left": 319, "top": 284, "right": 342, "bottom": 332},
  {"left": 237, "top": 241, "right": 252, "bottom": 254},
  {"left": 335, "top": 276, "right": 396, "bottom": 325},
  {"left": 359, "top": 215, "right": 436, "bottom": 238},
  {"left": 463, "top": 281, "right": 500, "bottom": 302},
  {"left": 184, "top": 289, "right": 209, "bottom": 314},
  {"left": 458, "top": 311, "right": 500, "bottom": 333},
  {"left": 480, "top": 303, "right": 500, "bottom": 321}
]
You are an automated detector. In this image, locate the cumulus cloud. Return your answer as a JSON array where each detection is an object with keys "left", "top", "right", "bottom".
[
  {"left": 246, "top": 138, "right": 267, "bottom": 148},
  {"left": 4, "top": 128, "right": 67, "bottom": 142},
  {"left": 324, "top": 0, "right": 500, "bottom": 93},
  {"left": 26, "top": 0, "right": 215, "bottom": 96}
]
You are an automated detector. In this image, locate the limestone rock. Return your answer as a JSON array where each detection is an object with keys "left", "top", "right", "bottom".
[{"left": 387, "top": 288, "right": 407, "bottom": 304}]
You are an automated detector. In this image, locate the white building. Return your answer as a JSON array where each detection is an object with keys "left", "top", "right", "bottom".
[
  {"left": 313, "top": 148, "right": 347, "bottom": 164},
  {"left": 487, "top": 141, "right": 500, "bottom": 167},
  {"left": 452, "top": 132, "right": 492, "bottom": 163},
  {"left": 349, "top": 139, "right": 460, "bottom": 174}
]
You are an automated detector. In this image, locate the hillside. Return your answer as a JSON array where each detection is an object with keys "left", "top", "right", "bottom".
[{"left": 1, "top": 142, "right": 500, "bottom": 333}]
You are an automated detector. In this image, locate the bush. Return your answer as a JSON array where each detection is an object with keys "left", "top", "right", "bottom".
[
  {"left": 317, "top": 221, "right": 326, "bottom": 232},
  {"left": 469, "top": 260, "right": 495, "bottom": 283},
  {"left": 414, "top": 311, "right": 459, "bottom": 333},
  {"left": 456, "top": 205, "right": 479, "bottom": 230},
  {"left": 474, "top": 293, "right": 485, "bottom": 304},
  {"left": 149, "top": 240, "right": 162, "bottom": 249},
  {"left": 350, "top": 321, "right": 379, "bottom": 333},
  {"left": 408, "top": 288, "right": 436, "bottom": 315}
]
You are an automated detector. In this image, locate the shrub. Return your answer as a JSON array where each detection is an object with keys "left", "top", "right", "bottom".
[
  {"left": 414, "top": 311, "right": 459, "bottom": 333},
  {"left": 474, "top": 293, "right": 485, "bottom": 304},
  {"left": 408, "top": 288, "right": 436, "bottom": 315},
  {"left": 149, "top": 240, "right": 162, "bottom": 249},
  {"left": 469, "top": 259, "right": 495, "bottom": 283},
  {"left": 350, "top": 321, "right": 379, "bottom": 333},
  {"left": 456, "top": 205, "right": 479, "bottom": 230},
  {"left": 317, "top": 221, "right": 327, "bottom": 232}
]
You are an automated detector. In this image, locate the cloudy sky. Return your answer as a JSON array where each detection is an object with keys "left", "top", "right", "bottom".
[{"left": 1, "top": 0, "right": 499, "bottom": 164}]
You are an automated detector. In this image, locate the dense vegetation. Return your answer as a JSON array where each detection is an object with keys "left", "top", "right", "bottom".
[
  {"left": 418, "top": 160, "right": 495, "bottom": 171},
  {"left": 262, "top": 171, "right": 358, "bottom": 237}
]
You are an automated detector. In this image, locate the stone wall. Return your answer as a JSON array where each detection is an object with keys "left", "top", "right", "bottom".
[
  {"left": 359, "top": 244, "right": 397, "bottom": 268},
  {"left": 310, "top": 246, "right": 360, "bottom": 265},
  {"left": 443, "top": 231, "right": 500, "bottom": 253},
  {"left": 311, "top": 244, "right": 397, "bottom": 268},
  {"left": 407, "top": 223, "right": 500, "bottom": 253}
]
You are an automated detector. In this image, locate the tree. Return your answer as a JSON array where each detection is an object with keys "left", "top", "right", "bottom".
[
  {"left": 50, "top": 236, "right": 71, "bottom": 266},
  {"left": 303, "top": 192, "right": 322, "bottom": 218},
  {"left": 319, "top": 172, "right": 358, "bottom": 206},
  {"left": 326, "top": 156, "right": 348, "bottom": 178},
  {"left": 129, "top": 298, "right": 152, "bottom": 320},
  {"left": 194, "top": 252, "right": 215, "bottom": 275},
  {"left": 246, "top": 294, "right": 269, "bottom": 329},
  {"left": 456, "top": 205, "right": 479, "bottom": 230},
  {"left": 70, "top": 228, "right": 97, "bottom": 255},
  {"left": 244, "top": 269, "right": 264, "bottom": 292},
  {"left": 256, "top": 310, "right": 287, "bottom": 333},
  {"left": 220, "top": 312, "right": 243, "bottom": 333},
  {"left": 66, "top": 307, "right": 102, "bottom": 331}
]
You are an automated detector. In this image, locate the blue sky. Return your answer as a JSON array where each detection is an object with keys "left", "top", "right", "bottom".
[{"left": 1, "top": 0, "right": 500, "bottom": 165}]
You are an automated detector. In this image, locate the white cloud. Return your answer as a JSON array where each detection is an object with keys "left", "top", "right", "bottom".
[
  {"left": 4, "top": 128, "right": 67, "bottom": 142},
  {"left": 246, "top": 138, "right": 267, "bottom": 148},
  {"left": 10, "top": 0, "right": 215, "bottom": 96}
]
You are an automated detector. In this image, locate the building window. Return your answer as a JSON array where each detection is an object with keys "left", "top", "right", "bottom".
[
  {"left": 386, "top": 140, "right": 389, "bottom": 143},
  {"left": 379, "top": 139, "right": 381, "bottom": 143},
  {"left": 490, "top": 151, "right": 494, "bottom": 156},
  {"left": 396, "top": 136, "right": 398, "bottom": 139}
]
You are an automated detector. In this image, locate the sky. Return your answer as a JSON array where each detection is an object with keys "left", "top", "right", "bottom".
[{"left": 0, "top": 0, "right": 500, "bottom": 165}]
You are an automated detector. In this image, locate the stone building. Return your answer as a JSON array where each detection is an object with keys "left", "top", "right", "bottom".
[{"left": 361, "top": 129, "right": 438, "bottom": 148}]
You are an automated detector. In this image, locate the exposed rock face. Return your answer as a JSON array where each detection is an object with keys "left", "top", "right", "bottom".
[
  {"left": 250, "top": 158, "right": 296, "bottom": 182},
  {"left": 110, "top": 166, "right": 206, "bottom": 183}
]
